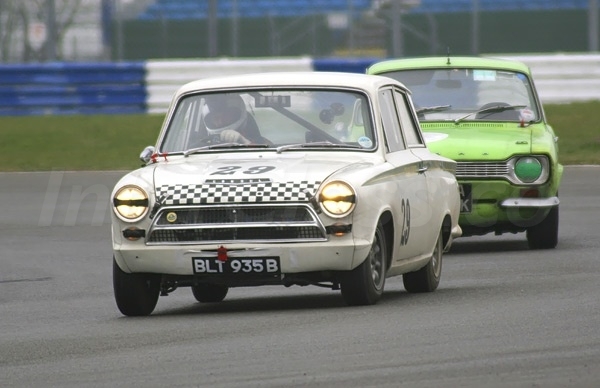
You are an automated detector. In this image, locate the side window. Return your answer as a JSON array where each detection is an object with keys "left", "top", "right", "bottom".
[
  {"left": 379, "top": 89, "right": 406, "bottom": 152},
  {"left": 393, "top": 89, "right": 425, "bottom": 148},
  {"left": 162, "top": 97, "right": 203, "bottom": 152}
]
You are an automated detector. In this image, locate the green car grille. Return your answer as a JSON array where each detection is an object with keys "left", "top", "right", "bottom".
[{"left": 456, "top": 162, "right": 510, "bottom": 178}]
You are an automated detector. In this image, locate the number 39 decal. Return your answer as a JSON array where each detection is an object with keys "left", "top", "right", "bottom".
[
  {"left": 400, "top": 198, "right": 411, "bottom": 246},
  {"left": 210, "top": 165, "right": 276, "bottom": 175}
]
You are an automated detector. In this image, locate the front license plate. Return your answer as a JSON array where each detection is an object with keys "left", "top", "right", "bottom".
[
  {"left": 192, "top": 257, "right": 281, "bottom": 275},
  {"left": 459, "top": 184, "right": 472, "bottom": 213}
]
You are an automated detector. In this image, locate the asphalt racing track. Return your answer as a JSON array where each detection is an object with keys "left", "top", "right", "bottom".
[{"left": 1, "top": 166, "right": 599, "bottom": 387}]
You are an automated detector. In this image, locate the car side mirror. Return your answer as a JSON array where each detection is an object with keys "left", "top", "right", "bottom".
[{"left": 139, "top": 146, "right": 155, "bottom": 163}]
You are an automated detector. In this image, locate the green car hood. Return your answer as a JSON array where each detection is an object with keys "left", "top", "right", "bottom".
[{"left": 421, "top": 122, "right": 532, "bottom": 161}]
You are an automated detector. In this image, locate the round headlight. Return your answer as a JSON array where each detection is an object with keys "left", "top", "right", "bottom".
[
  {"left": 113, "top": 185, "right": 149, "bottom": 221},
  {"left": 319, "top": 181, "right": 356, "bottom": 217},
  {"left": 514, "top": 157, "right": 542, "bottom": 183}
]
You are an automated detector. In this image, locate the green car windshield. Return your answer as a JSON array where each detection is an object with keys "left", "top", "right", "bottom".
[{"left": 383, "top": 68, "right": 540, "bottom": 123}]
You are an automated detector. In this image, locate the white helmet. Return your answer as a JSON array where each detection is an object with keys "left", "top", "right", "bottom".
[{"left": 203, "top": 94, "right": 248, "bottom": 135}]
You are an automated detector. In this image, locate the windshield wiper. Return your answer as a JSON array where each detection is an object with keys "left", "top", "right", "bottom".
[
  {"left": 454, "top": 104, "right": 526, "bottom": 124},
  {"left": 416, "top": 104, "right": 451, "bottom": 114},
  {"left": 183, "top": 143, "right": 269, "bottom": 157},
  {"left": 276, "top": 141, "right": 361, "bottom": 154}
]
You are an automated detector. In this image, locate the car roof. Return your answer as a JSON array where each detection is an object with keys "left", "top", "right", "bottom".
[
  {"left": 174, "top": 71, "right": 409, "bottom": 97},
  {"left": 367, "top": 56, "right": 531, "bottom": 75}
]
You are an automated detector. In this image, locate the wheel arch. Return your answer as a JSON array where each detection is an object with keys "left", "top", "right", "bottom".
[
  {"left": 113, "top": 251, "right": 133, "bottom": 273},
  {"left": 379, "top": 210, "right": 394, "bottom": 271},
  {"left": 441, "top": 213, "right": 453, "bottom": 251}
]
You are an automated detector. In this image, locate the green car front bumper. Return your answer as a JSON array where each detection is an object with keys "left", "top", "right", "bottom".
[{"left": 458, "top": 179, "right": 559, "bottom": 236}]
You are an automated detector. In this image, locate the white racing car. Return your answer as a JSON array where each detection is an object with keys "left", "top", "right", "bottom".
[{"left": 111, "top": 72, "right": 462, "bottom": 316}]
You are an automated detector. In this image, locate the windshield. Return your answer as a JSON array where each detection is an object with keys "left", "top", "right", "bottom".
[
  {"left": 382, "top": 68, "right": 540, "bottom": 123},
  {"left": 159, "top": 89, "right": 375, "bottom": 153}
]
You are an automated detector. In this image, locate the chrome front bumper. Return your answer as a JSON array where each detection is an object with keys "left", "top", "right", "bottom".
[{"left": 499, "top": 196, "right": 559, "bottom": 208}]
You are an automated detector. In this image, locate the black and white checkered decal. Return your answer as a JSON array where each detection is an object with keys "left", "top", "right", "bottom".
[{"left": 156, "top": 180, "right": 321, "bottom": 205}]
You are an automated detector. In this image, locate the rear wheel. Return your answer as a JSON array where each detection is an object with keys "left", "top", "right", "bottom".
[
  {"left": 527, "top": 205, "right": 559, "bottom": 249},
  {"left": 403, "top": 228, "right": 443, "bottom": 293},
  {"left": 113, "top": 258, "right": 160, "bottom": 316},
  {"left": 340, "top": 222, "right": 387, "bottom": 306},
  {"left": 191, "top": 284, "right": 229, "bottom": 303}
]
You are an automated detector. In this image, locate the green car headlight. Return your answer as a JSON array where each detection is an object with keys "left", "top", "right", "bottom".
[
  {"left": 514, "top": 157, "right": 542, "bottom": 183},
  {"left": 113, "top": 185, "right": 149, "bottom": 222},
  {"left": 319, "top": 181, "right": 356, "bottom": 218}
]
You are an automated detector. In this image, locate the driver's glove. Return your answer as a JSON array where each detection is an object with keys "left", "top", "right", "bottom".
[{"left": 221, "top": 129, "right": 250, "bottom": 144}]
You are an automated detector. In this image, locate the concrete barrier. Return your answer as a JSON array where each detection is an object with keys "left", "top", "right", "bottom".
[
  {"left": 145, "top": 57, "right": 313, "bottom": 114},
  {"left": 146, "top": 54, "right": 600, "bottom": 114},
  {"left": 496, "top": 53, "right": 600, "bottom": 103}
]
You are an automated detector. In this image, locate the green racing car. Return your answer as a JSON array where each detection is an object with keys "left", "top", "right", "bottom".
[{"left": 368, "top": 56, "right": 562, "bottom": 249}]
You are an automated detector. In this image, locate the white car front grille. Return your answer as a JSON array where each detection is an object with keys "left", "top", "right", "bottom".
[{"left": 146, "top": 203, "right": 327, "bottom": 245}]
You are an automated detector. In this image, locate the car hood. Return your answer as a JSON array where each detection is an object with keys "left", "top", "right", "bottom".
[
  {"left": 421, "top": 123, "right": 532, "bottom": 161},
  {"left": 151, "top": 153, "right": 373, "bottom": 205}
]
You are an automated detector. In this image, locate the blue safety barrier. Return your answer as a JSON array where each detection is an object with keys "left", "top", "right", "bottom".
[
  {"left": 0, "top": 62, "right": 146, "bottom": 116},
  {"left": 312, "top": 58, "right": 379, "bottom": 74}
]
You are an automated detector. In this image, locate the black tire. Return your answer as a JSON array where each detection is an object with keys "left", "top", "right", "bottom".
[
  {"left": 113, "top": 258, "right": 160, "bottom": 316},
  {"left": 340, "top": 222, "right": 387, "bottom": 306},
  {"left": 191, "top": 284, "right": 229, "bottom": 303},
  {"left": 403, "top": 228, "right": 443, "bottom": 293},
  {"left": 527, "top": 205, "right": 559, "bottom": 249}
]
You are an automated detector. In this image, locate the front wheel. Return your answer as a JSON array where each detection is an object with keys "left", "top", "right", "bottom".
[
  {"left": 403, "top": 228, "right": 443, "bottom": 293},
  {"left": 340, "top": 222, "right": 387, "bottom": 306},
  {"left": 191, "top": 284, "right": 229, "bottom": 303},
  {"left": 526, "top": 205, "right": 559, "bottom": 249},
  {"left": 113, "top": 258, "right": 160, "bottom": 316}
]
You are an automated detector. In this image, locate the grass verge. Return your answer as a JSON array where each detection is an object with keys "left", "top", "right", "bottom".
[
  {"left": 0, "top": 101, "right": 598, "bottom": 171},
  {"left": 544, "top": 101, "right": 600, "bottom": 165},
  {"left": 0, "top": 114, "right": 164, "bottom": 171}
]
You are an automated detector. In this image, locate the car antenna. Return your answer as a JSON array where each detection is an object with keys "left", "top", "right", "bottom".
[{"left": 446, "top": 47, "right": 451, "bottom": 65}]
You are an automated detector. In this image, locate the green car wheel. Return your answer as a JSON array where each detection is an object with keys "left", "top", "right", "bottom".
[{"left": 527, "top": 205, "right": 559, "bottom": 249}]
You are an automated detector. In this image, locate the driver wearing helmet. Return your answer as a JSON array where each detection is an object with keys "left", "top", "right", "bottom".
[{"left": 202, "top": 94, "right": 265, "bottom": 144}]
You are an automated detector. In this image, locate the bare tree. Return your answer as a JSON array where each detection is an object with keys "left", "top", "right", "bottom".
[
  {"left": 51, "top": 0, "right": 84, "bottom": 60},
  {"left": 0, "top": 0, "right": 20, "bottom": 62},
  {"left": 0, "top": 0, "right": 83, "bottom": 62}
]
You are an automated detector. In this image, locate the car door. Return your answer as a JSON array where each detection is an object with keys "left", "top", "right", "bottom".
[
  {"left": 378, "top": 87, "right": 429, "bottom": 262},
  {"left": 392, "top": 87, "right": 442, "bottom": 251}
]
